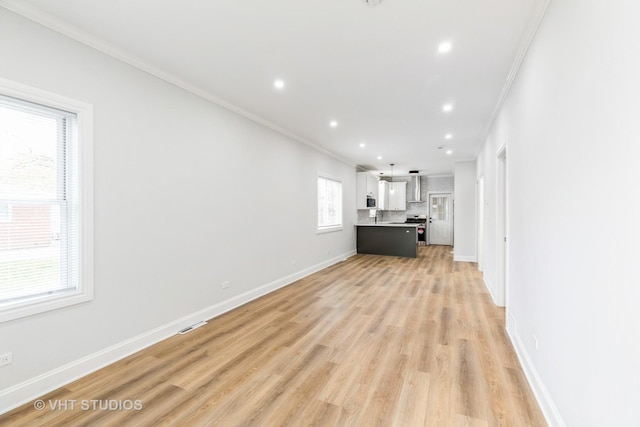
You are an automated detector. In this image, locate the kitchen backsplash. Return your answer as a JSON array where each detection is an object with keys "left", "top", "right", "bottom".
[
  {"left": 356, "top": 175, "right": 454, "bottom": 223},
  {"left": 356, "top": 209, "right": 406, "bottom": 223}
]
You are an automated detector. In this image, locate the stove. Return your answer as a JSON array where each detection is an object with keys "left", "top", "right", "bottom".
[
  {"left": 405, "top": 216, "right": 427, "bottom": 244},
  {"left": 404, "top": 216, "right": 426, "bottom": 225}
]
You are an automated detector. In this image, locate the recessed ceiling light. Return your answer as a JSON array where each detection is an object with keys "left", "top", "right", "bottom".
[
  {"left": 446, "top": 149, "right": 453, "bottom": 155},
  {"left": 445, "top": 134, "right": 453, "bottom": 139},
  {"left": 274, "top": 79, "right": 285, "bottom": 89},
  {"left": 443, "top": 104, "right": 453, "bottom": 112},
  {"left": 438, "top": 42, "right": 452, "bottom": 53},
  {"left": 377, "top": 155, "right": 383, "bottom": 160},
  {"left": 359, "top": 143, "right": 366, "bottom": 148},
  {"left": 329, "top": 120, "right": 338, "bottom": 128}
]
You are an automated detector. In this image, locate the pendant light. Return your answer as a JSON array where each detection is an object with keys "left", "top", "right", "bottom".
[{"left": 390, "top": 163, "right": 395, "bottom": 193}]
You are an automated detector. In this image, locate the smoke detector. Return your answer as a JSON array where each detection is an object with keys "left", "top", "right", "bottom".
[{"left": 364, "top": 0, "right": 382, "bottom": 6}]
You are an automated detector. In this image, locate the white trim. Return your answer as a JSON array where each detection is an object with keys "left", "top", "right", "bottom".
[
  {"left": 453, "top": 255, "right": 476, "bottom": 262},
  {"left": 482, "top": 273, "right": 499, "bottom": 306},
  {"left": 0, "top": 0, "right": 354, "bottom": 169},
  {"left": 506, "top": 318, "right": 566, "bottom": 427},
  {"left": 476, "top": 0, "right": 552, "bottom": 156},
  {"left": 317, "top": 171, "right": 343, "bottom": 185},
  {"left": 316, "top": 227, "right": 344, "bottom": 235},
  {"left": 0, "top": 249, "right": 356, "bottom": 414},
  {"left": 495, "top": 147, "right": 507, "bottom": 308},
  {"left": 476, "top": 176, "right": 484, "bottom": 272},
  {"left": 0, "top": 77, "right": 94, "bottom": 323}
]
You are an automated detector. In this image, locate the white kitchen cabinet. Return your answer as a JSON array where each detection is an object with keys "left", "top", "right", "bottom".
[
  {"left": 368, "top": 174, "right": 379, "bottom": 203},
  {"left": 378, "top": 180, "right": 389, "bottom": 210},
  {"left": 388, "top": 181, "right": 407, "bottom": 211},
  {"left": 378, "top": 180, "right": 406, "bottom": 211},
  {"left": 356, "top": 172, "right": 379, "bottom": 209}
]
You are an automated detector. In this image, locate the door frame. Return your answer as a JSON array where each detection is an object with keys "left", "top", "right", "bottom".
[
  {"left": 477, "top": 176, "right": 485, "bottom": 272},
  {"left": 496, "top": 145, "right": 507, "bottom": 308},
  {"left": 427, "top": 191, "right": 453, "bottom": 246}
]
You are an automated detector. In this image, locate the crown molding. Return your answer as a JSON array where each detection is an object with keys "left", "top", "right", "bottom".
[
  {"left": 476, "top": 0, "right": 553, "bottom": 156},
  {"left": 0, "top": 0, "right": 355, "bottom": 167}
]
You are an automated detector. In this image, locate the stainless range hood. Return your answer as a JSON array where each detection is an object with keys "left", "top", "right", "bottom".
[{"left": 408, "top": 173, "right": 422, "bottom": 202}]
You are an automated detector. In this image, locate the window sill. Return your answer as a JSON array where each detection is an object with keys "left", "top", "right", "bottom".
[
  {"left": 0, "top": 289, "right": 93, "bottom": 323},
  {"left": 317, "top": 226, "right": 343, "bottom": 235}
]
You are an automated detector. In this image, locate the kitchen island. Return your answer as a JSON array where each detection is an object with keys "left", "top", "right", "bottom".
[{"left": 355, "top": 223, "right": 418, "bottom": 258}]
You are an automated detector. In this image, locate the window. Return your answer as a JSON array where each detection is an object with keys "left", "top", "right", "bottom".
[
  {"left": 432, "top": 196, "right": 449, "bottom": 220},
  {"left": 0, "top": 78, "right": 93, "bottom": 322},
  {"left": 317, "top": 174, "right": 343, "bottom": 233},
  {"left": 0, "top": 203, "right": 12, "bottom": 222}
]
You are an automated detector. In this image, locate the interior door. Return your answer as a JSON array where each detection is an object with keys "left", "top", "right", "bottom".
[{"left": 428, "top": 193, "right": 453, "bottom": 245}]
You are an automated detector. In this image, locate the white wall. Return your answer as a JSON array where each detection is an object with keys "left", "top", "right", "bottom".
[
  {"left": 477, "top": 0, "right": 640, "bottom": 425},
  {"left": 426, "top": 175, "right": 454, "bottom": 193},
  {"left": 476, "top": 120, "right": 507, "bottom": 304},
  {"left": 0, "top": 9, "right": 356, "bottom": 411},
  {"left": 453, "top": 161, "right": 476, "bottom": 261}
]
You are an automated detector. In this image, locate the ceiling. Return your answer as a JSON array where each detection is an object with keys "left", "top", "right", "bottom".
[{"left": 2, "top": 0, "right": 546, "bottom": 176}]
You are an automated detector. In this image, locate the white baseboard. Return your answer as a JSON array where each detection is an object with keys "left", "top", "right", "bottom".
[
  {"left": 453, "top": 254, "right": 477, "bottom": 262},
  {"left": 0, "top": 250, "right": 356, "bottom": 414},
  {"left": 506, "top": 317, "right": 566, "bottom": 427},
  {"left": 482, "top": 273, "right": 499, "bottom": 306}
]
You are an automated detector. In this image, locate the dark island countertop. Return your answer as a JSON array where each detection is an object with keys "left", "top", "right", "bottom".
[
  {"left": 355, "top": 224, "right": 418, "bottom": 258},
  {"left": 355, "top": 222, "right": 419, "bottom": 227}
]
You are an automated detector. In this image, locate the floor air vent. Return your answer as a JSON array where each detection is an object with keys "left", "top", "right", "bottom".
[{"left": 178, "top": 320, "right": 207, "bottom": 334}]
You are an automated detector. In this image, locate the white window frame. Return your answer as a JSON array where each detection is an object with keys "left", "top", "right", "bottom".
[
  {"left": 0, "top": 203, "right": 12, "bottom": 222},
  {"left": 317, "top": 173, "right": 343, "bottom": 234},
  {"left": 0, "top": 78, "right": 94, "bottom": 323}
]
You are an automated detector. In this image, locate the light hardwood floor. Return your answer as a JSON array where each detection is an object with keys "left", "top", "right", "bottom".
[{"left": 2, "top": 245, "right": 547, "bottom": 426}]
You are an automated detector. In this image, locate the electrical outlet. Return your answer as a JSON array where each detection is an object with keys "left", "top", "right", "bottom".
[
  {"left": 0, "top": 352, "right": 13, "bottom": 367},
  {"left": 222, "top": 281, "right": 230, "bottom": 289}
]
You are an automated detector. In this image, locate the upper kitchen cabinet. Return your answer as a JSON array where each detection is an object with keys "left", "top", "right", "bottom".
[
  {"left": 378, "top": 180, "right": 389, "bottom": 210},
  {"left": 378, "top": 180, "right": 406, "bottom": 211},
  {"left": 356, "top": 172, "right": 379, "bottom": 209},
  {"left": 388, "top": 181, "right": 407, "bottom": 211}
]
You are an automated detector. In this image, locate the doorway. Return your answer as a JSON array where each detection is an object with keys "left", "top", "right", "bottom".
[
  {"left": 428, "top": 193, "right": 453, "bottom": 245},
  {"left": 477, "top": 177, "right": 485, "bottom": 271},
  {"left": 496, "top": 146, "right": 507, "bottom": 307}
]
